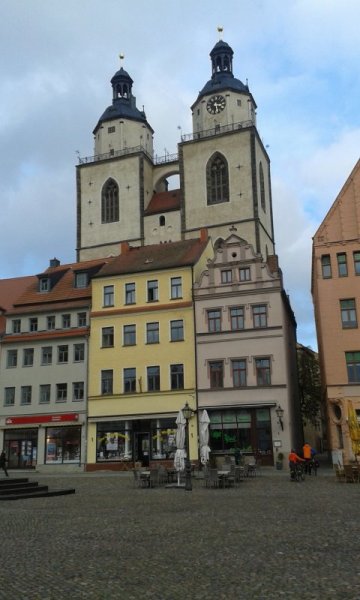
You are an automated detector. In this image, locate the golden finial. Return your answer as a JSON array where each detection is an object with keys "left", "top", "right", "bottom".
[{"left": 217, "top": 26, "right": 223, "bottom": 39}]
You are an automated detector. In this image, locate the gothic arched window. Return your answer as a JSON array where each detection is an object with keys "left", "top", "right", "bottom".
[
  {"left": 259, "top": 162, "right": 266, "bottom": 212},
  {"left": 206, "top": 153, "right": 229, "bottom": 205},
  {"left": 101, "top": 178, "right": 119, "bottom": 223}
]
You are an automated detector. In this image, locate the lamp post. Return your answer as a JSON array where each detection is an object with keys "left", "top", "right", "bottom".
[
  {"left": 275, "top": 405, "right": 284, "bottom": 431},
  {"left": 182, "top": 402, "right": 195, "bottom": 491}
]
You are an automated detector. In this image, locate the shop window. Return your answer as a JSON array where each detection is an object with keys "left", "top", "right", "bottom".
[
  {"left": 151, "top": 418, "right": 177, "bottom": 460},
  {"left": 96, "top": 423, "right": 132, "bottom": 462},
  {"left": 45, "top": 426, "right": 81, "bottom": 464}
]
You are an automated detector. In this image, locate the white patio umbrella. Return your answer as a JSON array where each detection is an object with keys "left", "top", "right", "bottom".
[
  {"left": 174, "top": 409, "right": 186, "bottom": 486},
  {"left": 199, "top": 409, "right": 211, "bottom": 466}
]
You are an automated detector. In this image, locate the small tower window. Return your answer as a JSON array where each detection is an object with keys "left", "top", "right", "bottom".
[
  {"left": 206, "top": 153, "right": 229, "bottom": 205},
  {"left": 159, "top": 215, "right": 165, "bottom": 227},
  {"left": 101, "top": 178, "right": 119, "bottom": 223},
  {"left": 259, "top": 162, "right": 266, "bottom": 212}
]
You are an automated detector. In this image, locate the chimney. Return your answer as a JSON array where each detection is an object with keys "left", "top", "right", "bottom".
[
  {"left": 267, "top": 254, "right": 279, "bottom": 273},
  {"left": 49, "top": 258, "right": 60, "bottom": 268},
  {"left": 120, "top": 241, "right": 130, "bottom": 254},
  {"left": 200, "top": 228, "right": 208, "bottom": 242}
]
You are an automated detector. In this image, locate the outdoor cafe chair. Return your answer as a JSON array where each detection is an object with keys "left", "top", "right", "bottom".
[
  {"left": 204, "top": 468, "right": 220, "bottom": 488},
  {"left": 149, "top": 468, "right": 160, "bottom": 488}
]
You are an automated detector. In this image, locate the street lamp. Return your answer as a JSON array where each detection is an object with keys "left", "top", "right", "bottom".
[
  {"left": 182, "top": 402, "right": 195, "bottom": 491},
  {"left": 275, "top": 405, "right": 284, "bottom": 431}
]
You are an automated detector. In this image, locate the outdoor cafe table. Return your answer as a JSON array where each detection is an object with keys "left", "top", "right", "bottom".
[{"left": 217, "top": 470, "right": 230, "bottom": 488}]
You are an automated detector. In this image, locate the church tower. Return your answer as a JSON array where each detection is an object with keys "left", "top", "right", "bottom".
[
  {"left": 180, "top": 37, "right": 275, "bottom": 257},
  {"left": 76, "top": 38, "right": 276, "bottom": 261},
  {"left": 76, "top": 60, "right": 157, "bottom": 261}
]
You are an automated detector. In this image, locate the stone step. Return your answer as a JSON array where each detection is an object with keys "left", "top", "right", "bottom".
[
  {"left": 0, "top": 478, "right": 29, "bottom": 485},
  {"left": 0, "top": 484, "right": 48, "bottom": 496},
  {"left": 0, "top": 488, "right": 75, "bottom": 501}
]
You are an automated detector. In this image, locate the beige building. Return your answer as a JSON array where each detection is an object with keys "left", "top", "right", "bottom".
[
  {"left": 194, "top": 235, "right": 301, "bottom": 465},
  {"left": 312, "top": 159, "right": 360, "bottom": 463}
]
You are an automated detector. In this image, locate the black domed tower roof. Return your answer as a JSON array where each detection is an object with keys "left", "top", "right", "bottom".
[
  {"left": 93, "top": 65, "right": 153, "bottom": 134},
  {"left": 192, "top": 39, "right": 255, "bottom": 107}
]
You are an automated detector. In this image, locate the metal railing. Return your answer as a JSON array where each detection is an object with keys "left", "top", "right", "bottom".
[{"left": 180, "top": 119, "right": 254, "bottom": 143}]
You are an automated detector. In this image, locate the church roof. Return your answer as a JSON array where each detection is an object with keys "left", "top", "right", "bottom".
[
  {"left": 96, "top": 238, "right": 209, "bottom": 278},
  {"left": 144, "top": 190, "right": 181, "bottom": 215}
]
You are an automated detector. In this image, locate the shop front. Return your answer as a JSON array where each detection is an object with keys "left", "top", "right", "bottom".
[
  {"left": 87, "top": 417, "right": 177, "bottom": 470},
  {"left": 3, "top": 413, "right": 84, "bottom": 471},
  {"left": 207, "top": 406, "right": 274, "bottom": 466}
]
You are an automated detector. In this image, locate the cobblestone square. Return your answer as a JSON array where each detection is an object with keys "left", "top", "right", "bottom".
[{"left": 0, "top": 468, "right": 359, "bottom": 600}]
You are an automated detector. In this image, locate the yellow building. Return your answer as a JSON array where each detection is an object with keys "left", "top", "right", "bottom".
[{"left": 86, "top": 234, "right": 212, "bottom": 470}]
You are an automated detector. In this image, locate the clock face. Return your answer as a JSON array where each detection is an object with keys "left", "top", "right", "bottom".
[{"left": 206, "top": 94, "right": 226, "bottom": 114}]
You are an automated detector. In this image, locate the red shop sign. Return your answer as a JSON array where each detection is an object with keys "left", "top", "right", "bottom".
[{"left": 5, "top": 414, "right": 79, "bottom": 425}]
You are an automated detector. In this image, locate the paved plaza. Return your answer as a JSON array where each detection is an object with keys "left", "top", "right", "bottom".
[{"left": 0, "top": 466, "right": 359, "bottom": 600}]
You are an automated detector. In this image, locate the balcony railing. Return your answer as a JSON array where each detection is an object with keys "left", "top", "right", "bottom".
[
  {"left": 180, "top": 119, "right": 254, "bottom": 143},
  {"left": 78, "top": 145, "right": 179, "bottom": 166}
]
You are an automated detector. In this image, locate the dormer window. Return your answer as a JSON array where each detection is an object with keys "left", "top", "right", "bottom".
[
  {"left": 75, "top": 272, "right": 88, "bottom": 289},
  {"left": 40, "top": 277, "right": 50, "bottom": 292}
]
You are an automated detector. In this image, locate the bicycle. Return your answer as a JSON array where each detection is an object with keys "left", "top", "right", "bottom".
[{"left": 290, "top": 462, "right": 305, "bottom": 482}]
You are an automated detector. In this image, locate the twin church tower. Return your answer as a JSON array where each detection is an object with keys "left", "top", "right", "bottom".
[{"left": 76, "top": 38, "right": 275, "bottom": 262}]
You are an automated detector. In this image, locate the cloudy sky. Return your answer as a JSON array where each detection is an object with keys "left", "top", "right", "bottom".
[{"left": 1, "top": 0, "right": 360, "bottom": 349}]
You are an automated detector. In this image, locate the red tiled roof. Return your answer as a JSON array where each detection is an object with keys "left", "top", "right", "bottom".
[
  {"left": 11, "top": 258, "right": 109, "bottom": 310},
  {"left": 96, "top": 238, "right": 209, "bottom": 278},
  {"left": 144, "top": 189, "right": 181, "bottom": 215},
  {"left": 0, "top": 275, "right": 37, "bottom": 335}
]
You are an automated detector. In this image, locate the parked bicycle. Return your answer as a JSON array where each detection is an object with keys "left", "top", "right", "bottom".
[{"left": 290, "top": 462, "right": 305, "bottom": 482}]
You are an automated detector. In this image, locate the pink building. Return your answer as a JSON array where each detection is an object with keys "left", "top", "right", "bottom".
[{"left": 312, "top": 159, "right": 360, "bottom": 463}]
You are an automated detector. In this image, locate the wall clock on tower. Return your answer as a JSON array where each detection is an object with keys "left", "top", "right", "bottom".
[{"left": 206, "top": 94, "right": 226, "bottom": 114}]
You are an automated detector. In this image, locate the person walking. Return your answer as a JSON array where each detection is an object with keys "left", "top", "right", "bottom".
[{"left": 0, "top": 450, "right": 9, "bottom": 477}]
